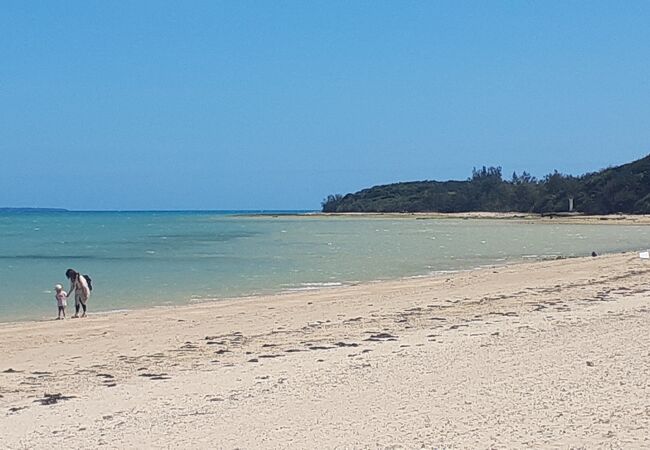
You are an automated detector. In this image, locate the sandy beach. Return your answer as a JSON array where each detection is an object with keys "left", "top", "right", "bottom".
[
  {"left": 316, "top": 211, "right": 650, "bottom": 225},
  {"left": 2, "top": 252, "right": 650, "bottom": 448}
]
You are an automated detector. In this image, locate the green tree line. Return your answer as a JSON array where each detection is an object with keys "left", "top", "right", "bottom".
[{"left": 322, "top": 154, "right": 650, "bottom": 214}]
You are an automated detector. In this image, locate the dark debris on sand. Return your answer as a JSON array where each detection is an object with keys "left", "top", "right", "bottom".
[
  {"left": 139, "top": 373, "right": 171, "bottom": 380},
  {"left": 8, "top": 406, "right": 27, "bottom": 413},
  {"left": 334, "top": 342, "right": 360, "bottom": 347},
  {"left": 34, "top": 393, "right": 76, "bottom": 406},
  {"left": 364, "top": 333, "right": 398, "bottom": 342}
]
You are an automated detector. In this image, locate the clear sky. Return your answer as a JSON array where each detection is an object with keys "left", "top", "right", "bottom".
[{"left": 2, "top": 1, "right": 649, "bottom": 210}]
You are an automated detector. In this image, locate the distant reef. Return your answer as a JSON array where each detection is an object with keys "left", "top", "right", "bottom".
[
  {"left": 322, "top": 154, "right": 650, "bottom": 215},
  {"left": 0, "top": 207, "right": 69, "bottom": 212}
]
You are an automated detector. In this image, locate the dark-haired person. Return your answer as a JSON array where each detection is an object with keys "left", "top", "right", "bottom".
[{"left": 66, "top": 268, "right": 90, "bottom": 318}]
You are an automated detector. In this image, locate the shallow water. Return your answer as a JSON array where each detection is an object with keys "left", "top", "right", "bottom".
[{"left": 1, "top": 211, "right": 648, "bottom": 322}]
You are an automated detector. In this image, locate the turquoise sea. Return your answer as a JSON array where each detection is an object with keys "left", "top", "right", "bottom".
[{"left": 1, "top": 211, "right": 650, "bottom": 322}]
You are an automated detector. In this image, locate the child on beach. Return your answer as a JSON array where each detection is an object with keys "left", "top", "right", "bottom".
[{"left": 54, "top": 284, "right": 67, "bottom": 319}]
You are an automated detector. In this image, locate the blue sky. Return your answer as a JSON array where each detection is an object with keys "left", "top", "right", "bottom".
[{"left": 1, "top": 1, "right": 649, "bottom": 210}]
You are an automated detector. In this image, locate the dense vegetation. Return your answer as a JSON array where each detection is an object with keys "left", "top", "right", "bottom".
[{"left": 322, "top": 154, "right": 650, "bottom": 214}]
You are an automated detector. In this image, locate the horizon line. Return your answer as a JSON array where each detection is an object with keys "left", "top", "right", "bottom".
[{"left": 0, "top": 208, "right": 319, "bottom": 213}]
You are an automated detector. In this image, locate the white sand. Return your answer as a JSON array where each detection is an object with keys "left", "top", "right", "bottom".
[{"left": 1, "top": 252, "right": 650, "bottom": 448}]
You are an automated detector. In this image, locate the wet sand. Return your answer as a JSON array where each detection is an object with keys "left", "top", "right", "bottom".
[{"left": 1, "top": 252, "right": 650, "bottom": 448}]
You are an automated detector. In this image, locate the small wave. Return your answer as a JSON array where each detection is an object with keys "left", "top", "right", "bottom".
[
  {"left": 428, "top": 269, "right": 461, "bottom": 275},
  {"left": 281, "top": 281, "right": 344, "bottom": 292},
  {"left": 90, "top": 308, "right": 131, "bottom": 316},
  {"left": 404, "top": 274, "right": 431, "bottom": 279},
  {"left": 300, "top": 282, "right": 343, "bottom": 287},
  {"left": 522, "top": 254, "right": 563, "bottom": 260},
  {"left": 283, "top": 286, "right": 323, "bottom": 292}
]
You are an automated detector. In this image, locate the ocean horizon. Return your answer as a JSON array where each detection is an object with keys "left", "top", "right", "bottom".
[
  {"left": 2, "top": 210, "right": 650, "bottom": 323},
  {"left": 0, "top": 208, "right": 317, "bottom": 214}
]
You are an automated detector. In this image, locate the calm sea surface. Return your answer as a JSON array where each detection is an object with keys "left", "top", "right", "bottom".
[{"left": 1, "top": 211, "right": 649, "bottom": 322}]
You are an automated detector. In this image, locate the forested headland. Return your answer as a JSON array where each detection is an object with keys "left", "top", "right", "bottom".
[{"left": 322, "top": 154, "right": 650, "bottom": 214}]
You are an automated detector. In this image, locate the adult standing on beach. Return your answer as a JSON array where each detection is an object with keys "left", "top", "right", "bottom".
[{"left": 66, "top": 268, "right": 90, "bottom": 318}]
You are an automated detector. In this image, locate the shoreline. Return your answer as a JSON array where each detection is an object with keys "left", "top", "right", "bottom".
[
  {"left": 291, "top": 211, "right": 650, "bottom": 225},
  {"left": 2, "top": 251, "right": 649, "bottom": 447},
  {"left": 0, "top": 265, "right": 475, "bottom": 327},
  {"left": 0, "top": 252, "right": 583, "bottom": 327}
]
